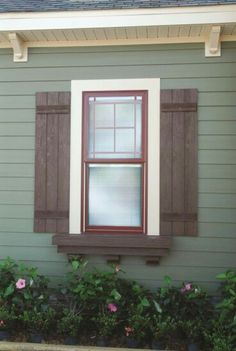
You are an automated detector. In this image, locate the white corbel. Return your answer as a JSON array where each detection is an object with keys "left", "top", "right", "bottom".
[
  {"left": 8, "top": 32, "right": 28, "bottom": 62},
  {"left": 205, "top": 26, "right": 221, "bottom": 57}
]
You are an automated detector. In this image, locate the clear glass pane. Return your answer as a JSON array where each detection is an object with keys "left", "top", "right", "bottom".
[
  {"left": 116, "top": 104, "right": 134, "bottom": 127},
  {"left": 95, "top": 104, "right": 114, "bottom": 128},
  {"left": 88, "top": 104, "right": 95, "bottom": 155},
  {"left": 95, "top": 129, "right": 114, "bottom": 152},
  {"left": 116, "top": 129, "right": 134, "bottom": 152},
  {"left": 88, "top": 164, "right": 142, "bottom": 227}
]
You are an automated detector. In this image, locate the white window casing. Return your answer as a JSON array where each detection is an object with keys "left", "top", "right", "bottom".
[{"left": 70, "top": 78, "right": 160, "bottom": 235}]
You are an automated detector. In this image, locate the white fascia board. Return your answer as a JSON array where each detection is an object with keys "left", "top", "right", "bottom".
[{"left": 0, "top": 5, "right": 236, "bottom": 31}]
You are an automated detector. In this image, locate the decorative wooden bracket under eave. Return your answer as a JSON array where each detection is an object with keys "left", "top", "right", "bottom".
[
  {"left": 8, "top": 32, "right": 28, "bottom": 62},
  {"left": 205, "top": 26, "right": 221, "bottom": 57}
]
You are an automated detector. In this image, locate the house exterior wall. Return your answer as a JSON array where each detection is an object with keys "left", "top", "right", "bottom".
[{"left": 0, "top": 42, "right": 235, "bottom": 293}]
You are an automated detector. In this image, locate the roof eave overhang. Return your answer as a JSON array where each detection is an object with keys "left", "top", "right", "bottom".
[
  {"left": 0, "top": 4, "right": 236, "bottom": 31},
  {"left": 0, "top": 4, "right": 236, "bottom": 61}
]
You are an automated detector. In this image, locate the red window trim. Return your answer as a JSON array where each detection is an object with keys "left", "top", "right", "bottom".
[{"left": 81, "top": 90, "right": 148, "bottom": 234}]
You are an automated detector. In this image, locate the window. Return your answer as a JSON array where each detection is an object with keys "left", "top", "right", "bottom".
[
  {"left": 82, "top": 92, "right": 147, "bottom": 233},
  {"left": 70, "top": 79, "right": 160, "bottom": 236},
  {"left": 35, "top": 85, "right": 197, "bottom": 259}
]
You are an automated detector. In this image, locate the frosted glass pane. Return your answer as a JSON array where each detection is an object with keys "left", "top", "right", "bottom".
[
  {"left": 116, "top": 129, "right": 134, "bottom": 152},
  {"left": 88, "top": 165, "right": 142, "bottom": 226},
  {"left": 95, "top": 129, "right": 114, "bottom": 152},
  {"left": 95, "top": 104, "right": 114, "bottom": 127},
  {"left": 116, "top": 104, "right": 134, "bottom": 127}
]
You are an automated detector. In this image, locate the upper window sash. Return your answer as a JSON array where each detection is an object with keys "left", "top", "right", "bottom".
[{"left": 82, "top": 91, "right": 147, "bottom": 163}]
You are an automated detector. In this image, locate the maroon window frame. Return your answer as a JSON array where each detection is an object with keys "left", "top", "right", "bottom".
[{"left": 81, "top": 90, "right": 148, "bottom": 234}]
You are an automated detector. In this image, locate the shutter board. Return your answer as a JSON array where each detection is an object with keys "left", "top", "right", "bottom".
[
  {"left": 160, "top": 90, "right": 173, "bottom": 236},
  {"left": 34, "top": 92, "right": 71, "bottom": 234},
  {"left": 160, "top": 89, "right": 198, "bottom": 236}
]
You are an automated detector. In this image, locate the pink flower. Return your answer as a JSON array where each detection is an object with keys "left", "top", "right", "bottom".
[
  {"left": 180, "top": 283, "right": 192, "bottom": 293},
  {"left": 0, "top": 320, "right": 4, "bottom": 327},
  {"left": 125, "top": 327, "right": 134, "bottom": 337},
  {"left": 108, "top": 303, "right": 117, "bottom": 313},
  {"left": 16, "top": 278, "right": 26, "bottom": 289},
  {"left": 185, "top": 283, "right": 192, "bottom": 291}
]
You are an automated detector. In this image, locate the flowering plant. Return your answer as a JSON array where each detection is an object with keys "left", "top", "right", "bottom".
[
  {"left": 124, "top": 298, "right": 151, "bottom": 343},
  {"left": 64, "top": 260, "right": 123, "bottom": 316},
  {"left": 12, "top": 265, "right": 49, "bottom": 313},
  {"left": 0, "top": 258, "right": 49, "bottom": 314},
  {"left": 179, "top": 282, "right": 213, "bottom": 322},
  {"left": 155, "top": 276, "right": 213, "bottom": 323}
]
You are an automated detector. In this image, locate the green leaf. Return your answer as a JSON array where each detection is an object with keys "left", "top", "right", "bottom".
[
  {"left": 216, "top": 273, "right": 227, "bottom": 280},
  {"left": 164, "top": 275, "right": 172, "bottom": 286},
  {"left": 4, "top": 284, "right": 14, "bottom": 297},
  {"left": 141, "top": 297, "right": 150, "bottom": 307},
  {"left": 71, "top": 260, "right": 80, "bottom": 271},
  {"left": 111, "top": 289, "right": 121, "bottom": 301},
  {"left": 153, "top": 300, "right": 162, "bottom": 313}
]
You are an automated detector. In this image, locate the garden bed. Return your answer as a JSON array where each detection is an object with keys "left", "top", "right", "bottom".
[
  {"left": 0, "top": 343, "right": 157, "bottom": 351},
  {"left": 0, "top": 258, "right": 235, "bottom": 351}
]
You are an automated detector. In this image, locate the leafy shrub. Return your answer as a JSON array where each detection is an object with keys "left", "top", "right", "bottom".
[
  {"left": 204, "top": 321, "right": 235, "bottom": 351},
  {"left": 0, "top": 306, "right": 17, "bottom": 331},
  {"left": 92, "top": 309, "right": 118, "bottom": 338},
  {"left": 57, "top": 309, "right": 83, "bottom": 337},
  {"left": 21, "top": 308, "right": 56, "bottom": 335},
  {"left": 214, "top": 271, "right": 236, "bottom": 349},
  {"left": 150, "top": 314, "right": 177, "bottom": 347}
]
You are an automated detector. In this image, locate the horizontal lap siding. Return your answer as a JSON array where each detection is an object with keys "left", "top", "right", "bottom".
[{"left": 0, "top": 42, "right": 236, "bottom": 293}]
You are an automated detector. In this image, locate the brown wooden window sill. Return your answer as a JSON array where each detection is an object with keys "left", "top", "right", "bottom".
[{"left": 52, "top": 233, "right": 172, "bottom": 264}]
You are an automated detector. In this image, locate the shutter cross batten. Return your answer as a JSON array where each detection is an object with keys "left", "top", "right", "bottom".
[
  {"left": 160, "top": 89, "right": 198, "bottom": 236},
  {"left": 34, "top": 92, "right": 71, "bottom": 234}
]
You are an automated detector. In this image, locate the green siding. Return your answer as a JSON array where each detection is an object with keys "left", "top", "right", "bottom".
[{"left": 0, "top": 42, "right": 236, "bottom": 294}]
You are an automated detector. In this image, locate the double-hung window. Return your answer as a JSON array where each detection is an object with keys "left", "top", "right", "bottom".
[{"left": 82, "top": 91, "right": 147, "bottom": 233}]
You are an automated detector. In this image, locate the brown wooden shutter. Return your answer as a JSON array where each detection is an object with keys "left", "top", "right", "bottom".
[
  {"left": 160, "top": 89, "right": 198, "bottom": 236},
  {"left": 34, "top": 92, "right": 71, "bottom": 233}
]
